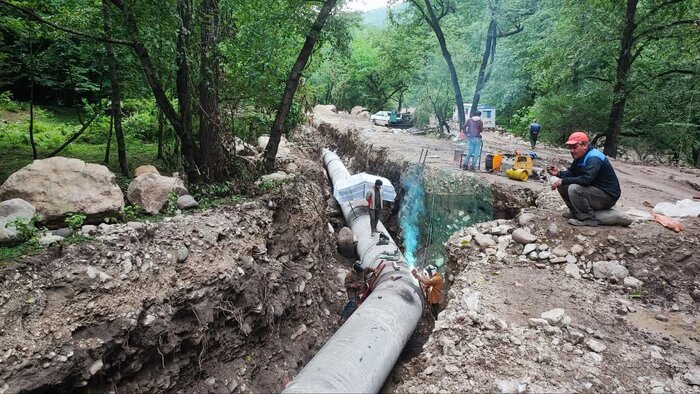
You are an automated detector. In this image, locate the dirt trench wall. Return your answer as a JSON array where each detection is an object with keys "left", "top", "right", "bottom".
[{"left": 0, "top": 145, "right": 343, "bottom": 393}]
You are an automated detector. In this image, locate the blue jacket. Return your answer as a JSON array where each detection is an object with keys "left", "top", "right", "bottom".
[
  {"left": 560, "top": 147, "right": 621, "bottom": 200},
  {"left": 529, "top": 122, "right": 541, "bottom": 133}
]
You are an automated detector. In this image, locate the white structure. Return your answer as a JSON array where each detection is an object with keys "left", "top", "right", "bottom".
[{"left": 453, "top": 103, "right": 496, "bottom": 129}]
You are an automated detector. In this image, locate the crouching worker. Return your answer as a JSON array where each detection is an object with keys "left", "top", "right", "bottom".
[
  {"left": 339, "top": 261, "right": 375, "bottom": 325},
  {"left": 412, "top": 264, "right": 443, "bottom": 320},
  {"left": 547, "top": 131, "right": 621, "bottom": 227}
]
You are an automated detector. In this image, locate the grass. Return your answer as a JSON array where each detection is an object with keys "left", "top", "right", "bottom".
[
  {"left": 0, "top": 240, "right": 43, "bottom": 261},
  {"left": 0, "top": 105, "right": 174, "bottom": 186}
]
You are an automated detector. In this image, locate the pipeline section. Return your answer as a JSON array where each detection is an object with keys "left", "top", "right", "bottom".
[{"left": 282, "top": 149, "right": 424, "bottom": 393}]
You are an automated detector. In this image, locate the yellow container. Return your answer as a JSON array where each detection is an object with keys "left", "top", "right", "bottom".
[
  {"left": 506, "top": 168, "right": 529, "bottom": 182},
  {"left": 513, "top": 155, "right": 533, "bottom": 175}
]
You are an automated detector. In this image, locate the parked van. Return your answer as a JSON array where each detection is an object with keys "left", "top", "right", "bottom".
[{"left": 453, "top": 104, "right": 496, "bottom": 129}]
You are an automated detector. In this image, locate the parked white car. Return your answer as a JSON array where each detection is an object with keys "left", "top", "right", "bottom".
[{"left": 370, "top": 111, "right": 391, "bottom": 125}]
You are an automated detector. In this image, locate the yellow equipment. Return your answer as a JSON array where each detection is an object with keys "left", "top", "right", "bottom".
[
  {"left": 506, "top": 168, "right": 529, "bottom": 182},
  {"left": 513, "top": 155, "right": 534, "bottom": 175}
]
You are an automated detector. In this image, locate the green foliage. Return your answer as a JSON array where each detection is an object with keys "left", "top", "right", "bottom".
[
  {"left": 259, "top": 178, "right": 286, "bottom": 191},
  {"left": 122, "top": 205, "right": 142, "bottom": 222},
  {"left": 165, "top": 192, "right": 180, "bottom": 215},
  {"left": 64, "top": 212, "right": 87, "bottom": 231},
  {"left": 5, "top": 214, "right": 42, "bottom": 242},
  {"left": 0, "top": 239, "right": 42, "bottom": 261},
  {"left": 0, "top": 92, "right": 23, "bottom": 112}
]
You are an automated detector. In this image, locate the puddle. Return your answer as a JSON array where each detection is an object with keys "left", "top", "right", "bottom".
[{"left": 626, "top": 308, "right": 700, "bottom": 351}]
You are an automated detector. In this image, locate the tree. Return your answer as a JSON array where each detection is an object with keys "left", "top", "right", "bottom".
[
  {"left": 603, "top": 0, "right": 697, "bottom": 157},
  {"left": 406, "top": 0, "right": 466, "bottom": 129},
  {"left": 102, "top": 0, "right": 128, "bottom": 176},
  {"left": 199, "top": 0, "right": 225, "bottom": 180},
  {"left": 263, "top": 0, "right": 339, "bottom": 171}
]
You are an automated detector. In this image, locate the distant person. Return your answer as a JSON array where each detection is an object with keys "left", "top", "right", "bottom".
[
  {"left": 339, "top": 261, "right": 375, "bottom": 325},
  {"left": 366, "top": 179, "right": 384, "bottom": 234},
  {"left": 547, "top": 131, "right": 621, "bottom": 227},
  {"left": 462, "top": 110, "right": 484, "bottom": 171},
  {"left": 529, "top": 119, "right": 541, "bottom": 149},
  {"left": 412, "top": 264, "right": 443, "bottom": 320}
]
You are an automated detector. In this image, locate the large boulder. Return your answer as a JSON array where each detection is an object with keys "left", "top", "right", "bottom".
[
  {"left": 0, "top": 198, "right": 36, "bottom": 245},
  {"left": 127, "top": 173, "right": 188, "bottom": 214},
  {"left": 0, "top": 157, "right": 124, "bottom": 225},
  {"left": 134, "top": 165, "right": 159, "bottom": 178},
  {"left": 257, "top": 135, "right": 291, "bottom": 159}
]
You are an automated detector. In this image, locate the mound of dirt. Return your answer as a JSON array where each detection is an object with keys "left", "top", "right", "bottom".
[
  {"left": 389, "top": 204, "right": 700, "bottom": 393},
  {"left": 0, "top": 142, "right": 347, "bottom": 393}
]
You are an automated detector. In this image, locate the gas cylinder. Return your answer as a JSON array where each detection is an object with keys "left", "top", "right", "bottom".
[{"left": 506, "top": 168, "right": 529, "bottom": 182}]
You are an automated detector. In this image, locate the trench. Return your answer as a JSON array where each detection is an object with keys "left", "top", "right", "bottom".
[{"left": 314, "top": 123, "right": 538, "bottom": 390}]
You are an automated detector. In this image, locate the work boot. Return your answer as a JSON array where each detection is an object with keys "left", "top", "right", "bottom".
[
  {"left": 562, "top": 211, "right": 575, "bottom": 219},
  {"left": 568, "top": 218, "right": 598, "bottom": 227}
]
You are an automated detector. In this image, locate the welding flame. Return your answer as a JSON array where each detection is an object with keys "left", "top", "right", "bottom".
[{"left": 399, "top": 165, "right": 426, "bottom": 268}]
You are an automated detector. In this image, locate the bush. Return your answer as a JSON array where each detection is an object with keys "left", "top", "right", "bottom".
[{"left": 0, "top": 92, "right": 22, "bottom": 112}]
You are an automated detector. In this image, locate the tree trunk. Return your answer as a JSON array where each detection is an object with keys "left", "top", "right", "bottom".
[
  {"left": 107, "top": 0, "right": 198, "bottom": 180},
  {"left": 156, "top": 109, "right": 164, "bottom": 160},
  {"left": 104, "top": 110, "right": 113, "bottom": 163},
  {"left": 199, "top": 0, "right": 225, "bottom": 180},
  {"left": 421, "top": 0, "right": 465, "bottom": 129},
  {"left": 177, "top": 0, "right": 196, "bottom": 168},
  {"left": 397, "top": 91, "right": 403, "bottom": 113},
  {"left": 604, "top": 0, "right": 638, "bottom": 158},
  {"left": 103, "top": 0, "right": 128, "bottom": 176},
  {"left": 28, "top": 25, "right": 37, "bottom": 159},
  {"left": 263, "top": 0, "right": 338, "bottom": 171},
  {"left": 470, "top": 18, "right": 497, "bottom": 116}
]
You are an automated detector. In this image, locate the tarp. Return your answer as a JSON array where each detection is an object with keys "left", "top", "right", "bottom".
[
  {"left": 333, "top": 173, "right": 396, "bottom": 203},
  {"left": 653, "top": 199, "right": 700, "bottom": 218}
]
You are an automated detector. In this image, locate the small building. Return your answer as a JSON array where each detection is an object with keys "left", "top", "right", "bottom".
[{"left": 453, "top": 104, "right": 496, "bottom": 129}]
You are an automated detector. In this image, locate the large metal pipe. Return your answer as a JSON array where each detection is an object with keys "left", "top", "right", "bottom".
[{"left": 283, "top": 149, "right": 423, "bottom": 393}]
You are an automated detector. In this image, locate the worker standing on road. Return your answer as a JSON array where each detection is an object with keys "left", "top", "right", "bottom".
[
  {"left": 547, "top": 131, "right": 621, "bottom": 227},
  {"left": 529, "top": 119, "right": 541, "bottom": 149},
  {"left": 462, "top": 111, "right": 484, "bottom": 171},
  {"left": 366, "top": 179, "right": 384, "bottom": 234},
  {"left": 412, "top": 265, "right": 443, "bottom": 320}
]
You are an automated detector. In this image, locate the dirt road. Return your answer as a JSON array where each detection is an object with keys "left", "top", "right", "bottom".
[{"left": 313, "top": 105, "right": 700, "bottom": 212}]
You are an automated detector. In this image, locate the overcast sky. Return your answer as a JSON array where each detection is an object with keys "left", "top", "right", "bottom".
[{"left": 344, "top": 0, "right": 389, "bottom": 11}]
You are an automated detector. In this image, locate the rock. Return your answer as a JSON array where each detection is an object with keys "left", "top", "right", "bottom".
[
  {"left": 550, "top": 257, "right": 567, "bottom": 264},
  {"left": 88, "top": 359, "right": 104, "bottom": 375},
  {"left": 81, "top": 224, "right": 98, "bottom": 236},
  {"left": 538, "top": 251, "right": 551, "bottom": 260},
  {"left": 290, "top": 324, "right": 307, "bottom": 340},
  {"left": 0, "top": 198, "right": 36, "bottom": 245},
  {"left": 134, "top": 165, "right": 159, "bottom": 178},
  {"left": 592, "top": 260, "right": 629, "bottom": 280},
  {"left": 350, "top": 106, "right": 368, "bottom": 115},
  {"left": 623, "top": 276, "right": 643, "bottom": 289},
  {"left": 512, "top": 228, "right": 537, "bottom": 244},
  {"left": 176, "top": 195, "right": 198, "bottom": 210},
  {"left": 546, "top": 223, "right": 558, "bottom": 235},
  {"left": 528, "top": 251, "right": 539, "bottom": 260},
  {"left": 566, "top": 254, "right": 577, "bottom": 264},
  {"left": 257, "top": 135, "right": 291, "bottom": 159},
  {"left": 176, "top": 246, "right": 189, "bottom": 263},
  {"left": 564, "top": 264, "right": 581, "bottom": 279},
  {"left": 490, "top": 225, "right": 512, "bottom": 235},
  {"left": 654, "top": 314, "right": 668, "bottom": 322},
  {"left": 51, "top": 227, "right": 73, "bottom": 238},
  {"left": 475, "top": 233, "right": 496, "bottom": 248},
  {"left": 0, "top": 157, "right": 124, "bottom": 224},
  {"left": 518, "top": 213, "right": 534, "bottom": 225},
  {"left": 684, "top": 370, "right": 700, "bottom": 386},
  {"left": 444, "top": 364, "right": 460, "bottom": 374},
  {"left": 570, "top": 244, "right": 584, "bottom": 255},
  {"left": 127, "top": 173, "right": 188, "bottom": 214},
  {"left": 586, "top": 339, "right": 607, "bottom": 353},
  {"left": 552, "top": 247, "right": 568, "bottom": 257},
  {"left": 528, "top": 318, "right": 550, "bottom": 328},
  {"left": 463, "top": 292, "right": 480, "bottom": 312},
  {"left": 592, "top": 209, "right": 633, "bottom": 226},
  {"left": 260, "top": 171, "right": 293, "bottom": 184},
  {"left": 337, "top": 227, "right": 356, "bottom": 258},
  {"left": 496, "top": 379, "right": 527, "bottom": 393},
  {"left": 522, "top": 243, "right": 537, "bottom": 255},
  {"left": 38, "top": 234, "right": 64, "bottom": 246},
  {"left": 541, "top": 308, "right": 566, "bottom": 325}
]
